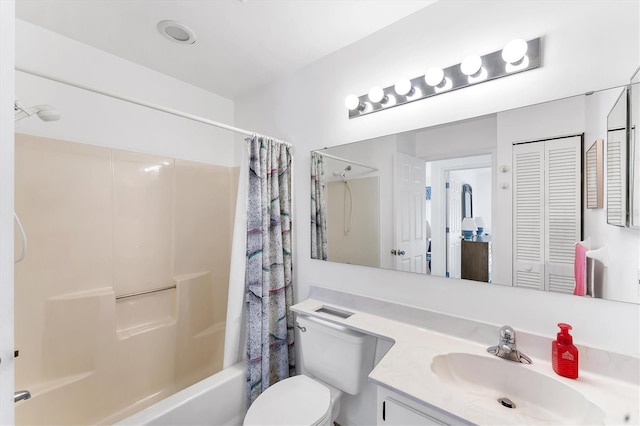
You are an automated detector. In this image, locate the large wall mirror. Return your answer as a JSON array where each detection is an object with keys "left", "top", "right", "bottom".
[{"left": 311, "top": 83, "right": 640, "bottom": 305}]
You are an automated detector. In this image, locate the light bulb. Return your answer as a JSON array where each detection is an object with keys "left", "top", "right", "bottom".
[
  {"left": 394, "top": 79, "right": 413, "bottom": 96},
  {"left": 461, "top": 55, "right": 482, "bottom": 76},
  {"left": 368, "top": 86, "right": 386, "bottom": 103},
  {"left": 345, "top": 94, "right": 361, "bottom": 111},
  {"left": 502, "top": 38, "right": 528, "bottom": 64},
  {"left": 424, "top": 67, "right": 445, "bottom": 87}
]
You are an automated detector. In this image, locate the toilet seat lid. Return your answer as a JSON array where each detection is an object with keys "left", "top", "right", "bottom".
[{"left": 244, "top": 375, "right": 331, "bottom": 426}]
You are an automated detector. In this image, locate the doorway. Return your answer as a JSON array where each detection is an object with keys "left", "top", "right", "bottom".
[{"left": 427, "top": 155, "right": 493, "bottom": 278}]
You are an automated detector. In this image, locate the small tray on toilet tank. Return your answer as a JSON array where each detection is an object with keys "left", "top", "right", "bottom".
[{"left": 314, "top": 305, "right": 354, "bottom": 319}]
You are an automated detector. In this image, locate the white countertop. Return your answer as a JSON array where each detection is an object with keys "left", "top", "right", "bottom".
[{"left": 291, "top": 298, "right": 640, "bottom": 425}]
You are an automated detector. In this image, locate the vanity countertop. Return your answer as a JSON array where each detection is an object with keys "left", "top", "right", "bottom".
[{"left": 291, "top": 298, "right": 639, "bottom": 425}]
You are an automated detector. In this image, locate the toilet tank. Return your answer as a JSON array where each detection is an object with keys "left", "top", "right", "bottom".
[{"left": 297, "top": 315, "right": 375, "bottom": 395}]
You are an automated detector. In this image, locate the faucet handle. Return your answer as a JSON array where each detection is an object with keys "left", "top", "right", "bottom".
[{"left": 499, "top": 325, "right": 516, "bottom": 344}]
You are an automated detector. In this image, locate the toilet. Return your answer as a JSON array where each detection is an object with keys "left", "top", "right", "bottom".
[{"left": 243, "top": 315, "right": 375, "bottom": 426}]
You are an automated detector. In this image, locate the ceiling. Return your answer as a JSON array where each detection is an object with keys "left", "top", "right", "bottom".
[{"left": 16, "top": 0, "right": 436, "bottom": 100}]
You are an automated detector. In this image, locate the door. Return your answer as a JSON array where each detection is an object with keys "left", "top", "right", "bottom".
[
  {"left": 445, "top": 174, "right": 461, "bottom": 279},
  {"left": 513, "top": 143, "right": 545, "bottom": 289},
  {"left": 393, "top": 153, "right": 426, "bottom": 273},
  {"left": 513, "top": 135, "right": 582, "bottom": 292}
]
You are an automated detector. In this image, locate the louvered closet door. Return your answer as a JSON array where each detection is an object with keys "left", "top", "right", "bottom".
[
  {"left": 513, "top": 135, "right": 582, "bottom": 293},
  {"left": 513, "top": 143, "right": 545, "bottom": 290},
  {"left": 545, "top": 136, "right": 581, "bottom": 293}
]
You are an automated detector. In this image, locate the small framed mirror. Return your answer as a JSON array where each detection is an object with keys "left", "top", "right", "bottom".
[
  {"left": 462, "top": 183, "right": 473, "bottom": 219},
  {"left": 586, "top": 139, "right": 603, "bottom": 209},
  {"left": 606, "top": 87, "right": 629, "bottom": 227}
]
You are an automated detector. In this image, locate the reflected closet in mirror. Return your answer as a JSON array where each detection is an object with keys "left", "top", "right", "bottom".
[{"left": 606, "top": 87, "right": 629, "bottom": 227}]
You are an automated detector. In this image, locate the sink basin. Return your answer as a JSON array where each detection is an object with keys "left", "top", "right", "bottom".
[{"left": 430, "top": 353, "right": 605, "bottom": 425}]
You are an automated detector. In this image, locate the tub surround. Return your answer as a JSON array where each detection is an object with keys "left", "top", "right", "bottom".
[
  {"left": 14, "top": 134, "right": 238, "bottom": 425},
  {"left": 291, "top": 287, "right": 639, "bottom": 425}
]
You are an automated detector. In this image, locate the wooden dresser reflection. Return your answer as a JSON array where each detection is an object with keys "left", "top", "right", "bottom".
[{"left": 461, "top": 236, "right": 491, "bottom": 282}]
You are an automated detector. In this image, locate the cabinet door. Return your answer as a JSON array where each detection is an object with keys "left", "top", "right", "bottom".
[
  {"left": 377, "top": 387, "right": 470, "bottom": 426},
  {"left": 381, "top": 398, "right": 449, "bottom": 425}
]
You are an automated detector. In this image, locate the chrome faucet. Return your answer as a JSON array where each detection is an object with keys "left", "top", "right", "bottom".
[
  {"left": 14, "top": 390, "right": 31, "bottom": 403},
  {"left": 487, "top": 325, "right": 532, "bottom": 364}
]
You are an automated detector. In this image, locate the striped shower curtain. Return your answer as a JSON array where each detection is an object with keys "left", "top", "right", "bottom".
[
  {"left": 245, "top": 135, "right": 295, "bottom": 406},
  {"left": 310, "top": 152, "right": 327, "bottom": 260}
]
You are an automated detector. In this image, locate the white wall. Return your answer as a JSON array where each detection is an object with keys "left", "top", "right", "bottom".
[
  {"left": 15, "top": 20, "right": 239, "bottom": 166},
  {"left": 236, "top": 0, "right": 640, "bottom": 356},
  {"left": 494, "top": 95, "right": 585, "bottom": 286},
  {"left": 415, "top": 114, "right": 497, "bottom": 161},
  {"left": 0, "top": 1, "right": 16, "bottom": 424},
  {"left": 450, "top": 168, "right": 492, "bottom": 232},
  {"left": 326, "top": 177, "right": 380, "bottom": 267}
]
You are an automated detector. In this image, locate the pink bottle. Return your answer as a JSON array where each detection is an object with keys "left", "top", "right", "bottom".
[{"left": 552, "top": 323, "right": 579, "bottom": 379}]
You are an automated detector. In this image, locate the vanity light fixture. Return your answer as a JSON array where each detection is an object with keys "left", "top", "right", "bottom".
[
  {"left": 368, "top": 86, "right": 388, "bottom": 104},
  {"left": 425, "top": 67, "right": 452, "bottom": 93},
  {"left": 345, "top": 94, "right": 365, "bottom": 111},
  {"left": 424, "top": 67, "right": 445, "bottom": 87},
  {"left": 461, "top": 55, "right": 488, "bottom": 83},
  {"left": 502, "top": 39, "right": 528, "bottom": 64},
  {"left": 460, "top": 55, "right": 482, "bottom": 76},
  {"left": 503, "top": 38, "right": 529, "bottom": 73},
  {"left": 394, "top": 78, "right": 414, "bottom": 96},
  {"left": 345, "top": 37, "right": 541, "bottom": 119}
]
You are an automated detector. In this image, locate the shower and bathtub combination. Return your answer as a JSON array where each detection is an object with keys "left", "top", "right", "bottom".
[
  {"left": 13, "top": 132, "right": 239, "bottom": 424},
  {"left": 12, "top": 89, "right": 248, "bottom": 423},
  {"left": 13, "top": 54, "right": 295, "bottom": 422}
]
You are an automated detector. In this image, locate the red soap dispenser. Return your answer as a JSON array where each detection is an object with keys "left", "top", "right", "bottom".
[{"left": 552, "top": 323, "right": 579, "bottom": 379}]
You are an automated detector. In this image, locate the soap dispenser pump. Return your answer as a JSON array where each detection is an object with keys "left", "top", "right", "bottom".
[{"left": 552, "top": 323, "right": 579, "bottom": 379}]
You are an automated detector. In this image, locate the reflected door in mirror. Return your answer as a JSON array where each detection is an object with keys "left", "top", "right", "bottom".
[{"left": 513, "top": 135, "right": 582, "bottom": 293}]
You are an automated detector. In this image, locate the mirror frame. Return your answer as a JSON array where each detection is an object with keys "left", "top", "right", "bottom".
[
  {"left": 629, "top": 68, "right": 640, "bottom": 228},
  {"left": 606, "top": 87, "right": 629, "bottom": 227}
]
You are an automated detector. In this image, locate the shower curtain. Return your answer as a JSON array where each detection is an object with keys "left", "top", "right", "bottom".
[
  {"left": 310, "top": 152, "right": 327, "bottom": 260},
  {"left": 245, "top": 135, "right": 295, "bottom": 406}
]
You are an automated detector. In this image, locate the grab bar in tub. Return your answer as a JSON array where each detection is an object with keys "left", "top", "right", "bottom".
[{"left": 115, "top": 284, "right": 177, "bottom": 300}]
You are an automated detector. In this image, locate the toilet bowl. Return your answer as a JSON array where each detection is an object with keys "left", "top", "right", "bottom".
[
  {"left": 243, "top": 375, "right": 342, "bottom": 426},
  {"left": 243, "top": 314, "right": 375, "bottom": 426}
]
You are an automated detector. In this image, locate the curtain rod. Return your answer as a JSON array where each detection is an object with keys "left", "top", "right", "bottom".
[
  {"left": 16, "top": 66, "right": 292, "bottom": 147},
  {"left": 315, "top": 151, "right": 378, "bottom": 171}
]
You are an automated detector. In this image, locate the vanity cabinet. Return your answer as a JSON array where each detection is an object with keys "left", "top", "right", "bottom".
[{"left": 377, "top": 387, "right": 468, "bottom": 426}]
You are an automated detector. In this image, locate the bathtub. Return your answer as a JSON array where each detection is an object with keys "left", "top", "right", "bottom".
[{"left": 117, "top": 362, "right": 247, "bottom": 426}]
